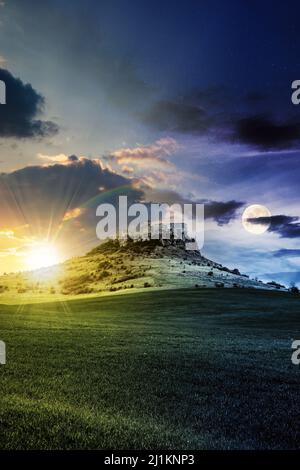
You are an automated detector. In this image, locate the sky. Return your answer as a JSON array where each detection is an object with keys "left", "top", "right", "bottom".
[{"left": 0, "top": 0, "right": 300, "bottom": 284}]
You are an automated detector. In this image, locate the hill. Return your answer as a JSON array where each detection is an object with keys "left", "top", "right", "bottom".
[{"left": 0, "top": 236, "right": 287, "bottom": 300}]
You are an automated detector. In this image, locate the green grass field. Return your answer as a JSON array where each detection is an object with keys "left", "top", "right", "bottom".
[{"left": 0, "top": 288, "right": 300, "bottom": 450}]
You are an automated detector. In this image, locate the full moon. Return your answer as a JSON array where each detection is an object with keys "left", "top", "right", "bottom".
[{"left": 242, "top": 204, "right": 271, "bottom": 235}]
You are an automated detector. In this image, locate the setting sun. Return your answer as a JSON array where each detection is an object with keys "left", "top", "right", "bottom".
[{"left": 25, "top": 243, "right": 61, "bottom": 271}]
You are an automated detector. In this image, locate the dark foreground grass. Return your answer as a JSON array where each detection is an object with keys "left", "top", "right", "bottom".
[{"left": 0, "top": 288, "right": 300, "bottom": 449}]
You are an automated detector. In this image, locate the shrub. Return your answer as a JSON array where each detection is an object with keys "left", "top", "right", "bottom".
[
  {"left": 231, "top": 268, "right": 241, "bottom": 276},
  {"left": 17, "top": 287, "right": 27, "bottom": 293},
  {"left": 215, "top": 282, "right": 224, "bottom": 288},
  {"left": 98, "top": 260, "right": 111, "bottom": 270},
  {"left": 98, "top": 270, "right": 110, "bottom": 280}
]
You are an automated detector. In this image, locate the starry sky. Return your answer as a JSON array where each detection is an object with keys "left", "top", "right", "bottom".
[{"left": 0, "top": 0, "right": 300, "bottom": 284}]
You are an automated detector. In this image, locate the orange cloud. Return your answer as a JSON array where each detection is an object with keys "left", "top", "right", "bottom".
[
  {"left": 111, "top": 137, "right": 179, "bottom": 169},
  {"left": 38, "top": 153, "right": 69, "bottom": 164},
  {"left": 63, "top": 207, "right": 84, "bottom": 222}
]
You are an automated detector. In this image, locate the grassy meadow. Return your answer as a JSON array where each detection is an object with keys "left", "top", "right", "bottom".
[{"left": 0, "top": 288, "right": 300, "bottom": 449}]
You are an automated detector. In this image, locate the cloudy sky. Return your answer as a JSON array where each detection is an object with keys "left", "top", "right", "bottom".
[{"left": 0, "top": 0, "right": 300, "bottom": 283}]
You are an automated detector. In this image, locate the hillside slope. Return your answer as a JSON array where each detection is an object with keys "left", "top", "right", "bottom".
[{"left": 0, "top": 237, "right": 286, "bottom": 299}]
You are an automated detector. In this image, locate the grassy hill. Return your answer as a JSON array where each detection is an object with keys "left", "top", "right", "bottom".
[
  {"left": 0, "top": 238, "right": 284, "bottom": 302},
  {"left": 0, "top": 288, "right": 300, "bottom": 449}
]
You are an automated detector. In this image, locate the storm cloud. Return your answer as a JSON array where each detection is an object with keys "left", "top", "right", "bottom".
[
  {"left": 233, "top": 115, "right": 300, "bottom": 150},
  {"left": 248, "top": 215, "right": 300, "bottom": 238},
  {"left": 0, "top": 157, "right": 138, "bottom": 234},
  {"left": 202, "top": 199, "right": 245, "bottom": 225},
  {"left": 0, "top": 68, "right": 58, "bottom": 138}
]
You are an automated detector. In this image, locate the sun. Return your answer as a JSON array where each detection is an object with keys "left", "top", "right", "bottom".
[{"left": 25, "top": 242, "right": 61, "bottom": 271}]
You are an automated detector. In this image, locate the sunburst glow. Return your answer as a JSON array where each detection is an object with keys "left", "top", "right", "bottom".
[{"left": 25, "top": 242, "right": 61, "bottom": 271}]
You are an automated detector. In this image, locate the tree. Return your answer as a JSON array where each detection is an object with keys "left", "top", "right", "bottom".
[{"left": 289, "top": 282, "right": 299, "bottom": 294}]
